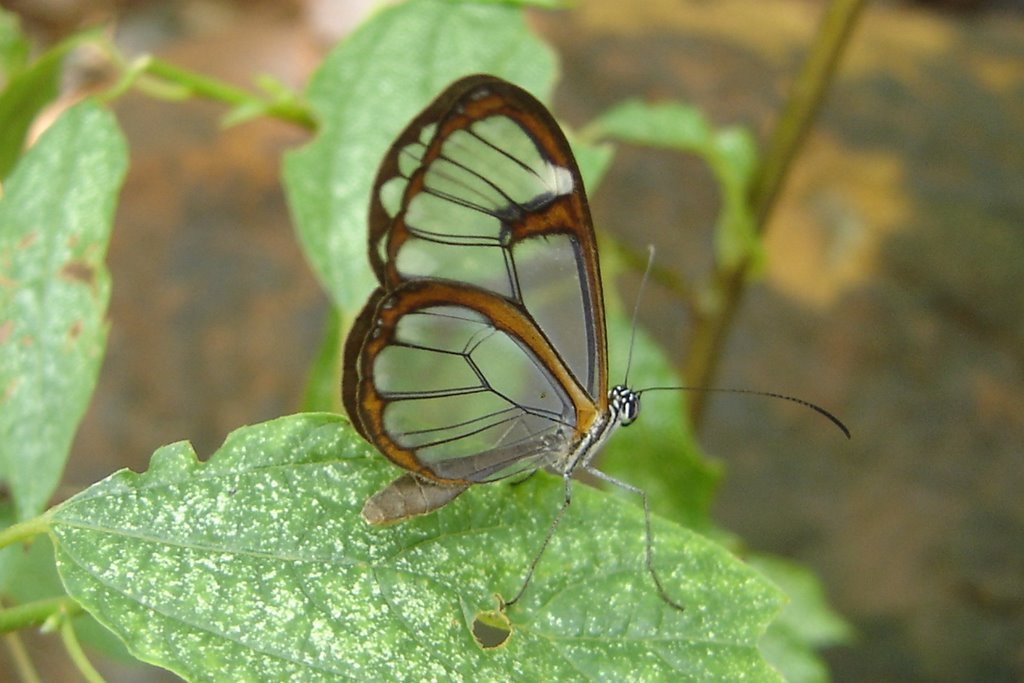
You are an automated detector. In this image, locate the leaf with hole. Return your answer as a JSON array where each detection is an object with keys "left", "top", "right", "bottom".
[{"left": 49, "top": 413, "right": 786, "bottom": 682}]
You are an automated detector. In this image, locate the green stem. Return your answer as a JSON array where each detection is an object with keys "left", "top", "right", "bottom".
[
  {"left": 0, "top": 597, "right": 81, "bottom": 633},
  {"left": 748, "top": 0, "right": 868, "bottom": 228},
  {"left": 61, "top": 617, "right": 106, "bottom": 683},
  {"left": 89, "top": 33, "right": 316, "bottom": 131},
  {"left": 685, "top": 0, "right": 867, "bottom": 427},
  {"left": 142, "top": 57, "right": 255, "bottom": 105},
  {"left": 140, "top": 57, "right": 317, "bottom": 130},
  {"left": 0, "top": 515, "right": 49, "bottom": 549}
]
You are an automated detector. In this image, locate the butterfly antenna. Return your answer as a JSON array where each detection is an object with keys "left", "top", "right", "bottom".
[
  {"left": 623, "top": 245, "right": 657, "bottom": 387},
  {"left": 638, "top": 385, "right": 851, "bottom": 439}
]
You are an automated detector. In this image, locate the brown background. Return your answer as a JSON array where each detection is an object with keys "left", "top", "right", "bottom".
[{"left": 3, "top": 0, "right": 1022, "bottom": 681}]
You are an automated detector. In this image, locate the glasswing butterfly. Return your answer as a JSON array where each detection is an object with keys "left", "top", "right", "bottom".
[{"left": 342, "top": 74, "right": 847, "bottom": 611}]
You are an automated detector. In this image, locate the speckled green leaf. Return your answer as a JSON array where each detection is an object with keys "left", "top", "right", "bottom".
[
  {"left": 282, "top": 0, "right": 557, "bottom": 314},
  {"left": 0, "top": 102, "right": 127, "bottom": 520},
  {"left": 49, "top": 413, "right": 784, "bottom": 682},
  {"left": 589, "top": 100, "right": 763, "bottom": 272}
]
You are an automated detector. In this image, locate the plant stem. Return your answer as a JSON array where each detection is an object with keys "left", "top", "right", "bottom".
[
  {"left": 140, "top": 57, "right": 317, "bottom": 130},
  {"left": 61, "top": 617, "right": 106, "bottom": 683},
  {"left": 0, "top": 597, "right": 81, "bottom": 633},
  {"left": 748, "top": 0, "right": 868, "bottom": 228},
  {"left": 684, "top": 0, "right": 867, "bottom": 427},
  {"left": 0, "top": 515, "right": 48, "bottom": 549}
]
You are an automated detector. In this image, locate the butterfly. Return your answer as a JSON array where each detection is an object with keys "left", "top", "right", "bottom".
[
  {"left": 342, "top": 74, "right": 679, "bottom": 609},
  {"left": 341, "top": 74, "right": 852, "bottom": 614}
]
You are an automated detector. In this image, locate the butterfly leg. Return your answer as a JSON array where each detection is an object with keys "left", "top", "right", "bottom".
[
  {"left": 584, "top": 467, "right": 685, "bottom": 611},
  {"left": 501, "top": 472, "right": 574, "bottom": 610}
]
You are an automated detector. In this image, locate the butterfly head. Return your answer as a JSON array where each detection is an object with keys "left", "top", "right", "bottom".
[{"left": 609, "top": 384, "right": 640, "bottom": 426}]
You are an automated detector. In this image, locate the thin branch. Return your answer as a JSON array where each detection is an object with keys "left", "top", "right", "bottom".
[
  {"left": 0, "top": 597, "right": 82, "bottom": 633},
  {"left": 684, "top": 0, "right": 867, "bottom": 427},
  {"left": 61, "top": 617, "right": 106, "bottom": 683},
  {"left": 0, "top": 516, "right": 48, "bottom": 549},
  {"left": 141, "top": 57, "right": 317, "bottom": 130},
  {"left": 748, "top": 0, "right": 869, "bottom": 229}
]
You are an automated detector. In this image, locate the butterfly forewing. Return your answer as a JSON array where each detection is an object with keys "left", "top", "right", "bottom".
[{"left": 366, "top": 75, "right": 606, "bottom": 401}]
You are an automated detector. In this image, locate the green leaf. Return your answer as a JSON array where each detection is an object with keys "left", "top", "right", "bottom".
[
  {"left": 0, "top": 38, "right": 76, "bottom": 180},
  {"left": 750, "top": 555, "right": 853, "bottom": 683},
  {"left": 0, "top": 8, "right": 30, "bottom": 81},
  {"left": 282, "top": 0, "right": 557, "bottom": 314},
  {"left": 0, "top": 102, "right": 128, "bottom": 520},
  {"left": 50, "top": 413, "right": 785, "bottom": 682},
  {"left": 570, "top": 136, "right": 616, "bottom": 196},
  {"left": 588, "top": 100, "right": 763, "bottom": 271},
  {"left": 300, "top": 305, "right": 344, "bottom": 413}
]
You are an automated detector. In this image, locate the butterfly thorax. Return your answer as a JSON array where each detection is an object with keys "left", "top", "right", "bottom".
[{"left": 557, "top": 384, "right": 640, "bottom": 475}]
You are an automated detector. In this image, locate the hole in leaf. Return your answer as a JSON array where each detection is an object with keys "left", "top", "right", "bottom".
[{"left": 472, "top": 609, "right": 511, "bottom": 649}]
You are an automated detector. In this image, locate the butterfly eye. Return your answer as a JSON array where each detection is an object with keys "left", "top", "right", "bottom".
[{"left": 611, "top": 385, "right": 640, "bottom": 426}]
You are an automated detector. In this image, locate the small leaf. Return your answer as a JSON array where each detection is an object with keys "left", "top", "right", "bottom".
[
  {"left": 282, "top": 0, "right": 557, "bottom": 314},
  {"left": 50, "top": 414, "right": 785, "bottom": 682},
  {"left": 709, "top": 126, "right": 762, "bottom": 271},
  {"left": 588, "top": 99, "right": 712, "bottom": 151},
  {"left": 570, "top": 136, "right": 616, "bottom": 195},
  {"left": 0, "top": 37, "right": 77, "bottom": 180},
  {"left": 220, "top": 99, "right": 267, "bottom": 128},
  {"left": 0, "top": 102, "right": 127, "bottom": 520},
  {"left": 589, "top": 99, "right": 763, "bottom": 271},
  {"left": 751, "top": 554, "right": 853, "bottom": 645},
  {"left": 0, "top": 8, "right": 30, "bottom": 80}
]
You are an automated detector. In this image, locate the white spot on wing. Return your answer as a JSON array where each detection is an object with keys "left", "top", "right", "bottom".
[{"left": 549, "top": 165, "right": 574, "bottom": 197}]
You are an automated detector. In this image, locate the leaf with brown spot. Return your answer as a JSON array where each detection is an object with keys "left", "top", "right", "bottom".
[
  {"left": 0, "top": 102, "right": 126, "bottom": 520},
  {"left": 60, "top": 260, "right": 96, "bottom": 289}
]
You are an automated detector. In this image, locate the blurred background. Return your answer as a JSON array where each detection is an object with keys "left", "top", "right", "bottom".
[{"left": 2, "top": 0, "right": 1021, "bottom": 680}]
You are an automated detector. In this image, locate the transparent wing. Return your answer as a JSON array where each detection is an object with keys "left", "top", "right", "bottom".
[
  {"left": 367, "top": 75, "right": 607, "bottom": 402},
  {"left": 344, "top": 281, "right": 597, "bottom": 483}
]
